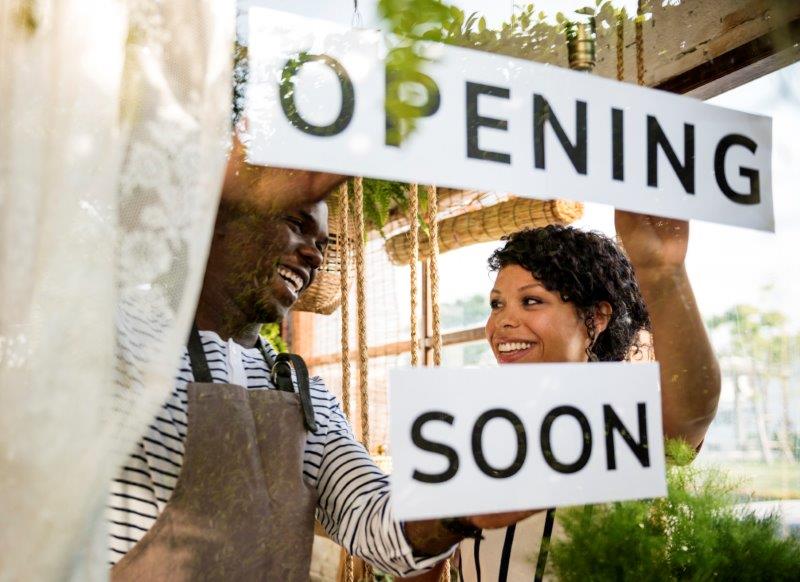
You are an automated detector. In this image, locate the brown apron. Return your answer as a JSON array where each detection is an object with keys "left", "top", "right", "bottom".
[{"left": 112, "top": 327, "right": 318, "bottom": 581}]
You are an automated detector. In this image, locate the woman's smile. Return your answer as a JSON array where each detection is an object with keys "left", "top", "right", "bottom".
[{"left": 493, "top": 338, "right": 537, "bottom": 363}]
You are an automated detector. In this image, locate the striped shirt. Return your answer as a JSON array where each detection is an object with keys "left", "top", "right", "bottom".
[{"left": 108, "top": 330, "right": 447, "bottom": 575}]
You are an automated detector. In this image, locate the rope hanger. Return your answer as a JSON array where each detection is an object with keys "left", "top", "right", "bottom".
[{"left": 336, "top": 1, "right": 648, "bottom": 578}]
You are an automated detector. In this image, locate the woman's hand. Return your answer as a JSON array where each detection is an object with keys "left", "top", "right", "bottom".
[
  {"left": 403, "top": 509, "right": 541, "bottom": 557},
  {"left": 465, "top": 509, "right": 541, "bottom": 530},
  {"left": 614, "top": 209, "right": 689, "bottom": 273}
]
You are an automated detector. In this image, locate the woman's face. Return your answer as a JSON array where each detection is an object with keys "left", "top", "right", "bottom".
[{"left": 485, "top": 264, "right": 591, "bottom": 364}]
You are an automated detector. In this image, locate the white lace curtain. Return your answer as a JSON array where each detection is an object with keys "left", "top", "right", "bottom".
[{"left": 0, "top": 0, "right": 234, "bottom": 579}]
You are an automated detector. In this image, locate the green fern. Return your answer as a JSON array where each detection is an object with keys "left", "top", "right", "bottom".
[
  {"left": 550, "top": 439, "right": 800, "bottom": 581},
  {"left": 361, "top": 178, "right": 428, "bottom": 236}
]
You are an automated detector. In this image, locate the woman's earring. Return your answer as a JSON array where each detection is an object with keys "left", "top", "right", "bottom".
[{"left": 584, "top": 314, "right": 599, "bottom": 362}]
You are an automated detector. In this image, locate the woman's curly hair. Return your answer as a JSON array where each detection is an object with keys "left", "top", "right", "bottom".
[{"left": 488, "top": 225, "right": 651, "bottom": 362}]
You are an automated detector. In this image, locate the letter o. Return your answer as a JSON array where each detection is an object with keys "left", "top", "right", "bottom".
[
  {"left": 540, "top": 406, "right": 592, "bottom": 474},
  {"left": 472, "top": 408, "right": 527, "bottom": 479},
  {"left": 279, "top": 53, "right": 355, "bottom": 137}
]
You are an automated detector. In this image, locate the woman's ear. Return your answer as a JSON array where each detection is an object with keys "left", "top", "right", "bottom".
[{"left": 594, "top": 302, "right": 613, "bottom": 336}]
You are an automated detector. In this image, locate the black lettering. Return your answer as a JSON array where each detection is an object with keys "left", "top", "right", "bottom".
[
  {"left": 603, "top": 403, "right": 650, "bottom": 470},
  {"left": 466, "top": 82, "right": 511, "bottom": 164},
  {"left": 647, "top": 116, "right": 695, "bottom": 194},
  {"left": 411, "top": 411, "right": 459, "bottom": 483},
  {"left": 385, "top": 67, "right": 441, "bottom": 147},
  {"left": 540, "top": 406, "right": 592, "bottom": 474},
  {"left": 612, "top": 108, "right": 624, "bottom": 181},
  {"left": 472, "top": 408, "right": 527, "bottom": 479},
  {"left": 714, "top": 134, "right": 761, "bottom": 205},
  {"left": 533, "top": 95, "right": 587, "bottom": 175},
  {"left": 279, "top": 53, "right": 354, "bottom": 137}
]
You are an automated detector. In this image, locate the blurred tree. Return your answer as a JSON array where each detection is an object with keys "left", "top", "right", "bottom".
[
  {"left": 440, "top": 293, "right": 487, "bottom": 331},
  {"left": 706, "top": 304, "right": 799, "bottom": 463}
]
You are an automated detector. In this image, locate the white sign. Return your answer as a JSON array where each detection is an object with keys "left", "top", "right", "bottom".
[
  {"left": 388, "top": 363, "right": 665, "bottom": 521},
  {"left": 246, "top": 8, "right": 773, "bottom": 231}
]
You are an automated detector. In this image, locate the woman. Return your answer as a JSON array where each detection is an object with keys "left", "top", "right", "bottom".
[{"left": 451, "top": 211, "right": 721, "bottom": 581}]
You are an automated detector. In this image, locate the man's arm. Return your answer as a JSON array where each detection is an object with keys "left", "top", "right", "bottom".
[
  {"left": 615, "top": 211, "right": 721, "bottom": 449},
  {"left": 313, "top": 392, "right": 537, "bottom": 565},
  {"left": 222, "top": 136, "right": 346, "bottom": 213},
  {"left": 312, "top": 390, "right": 455, "bottom": 576}
]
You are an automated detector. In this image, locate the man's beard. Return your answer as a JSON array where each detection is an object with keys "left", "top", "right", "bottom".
[
  {"left": 225, "top": 259, "right": 287, "bottom": 329},
  {"left": 239, "top": 278, "right": 285, "bottom": 325}
]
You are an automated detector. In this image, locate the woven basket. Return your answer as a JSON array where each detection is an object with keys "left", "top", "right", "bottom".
[
  {"left": 294, "top": 200, "right": 351, "bottom": 315},
  {"left": 385, "top": 197, "right": 583, "bottom": 265}
]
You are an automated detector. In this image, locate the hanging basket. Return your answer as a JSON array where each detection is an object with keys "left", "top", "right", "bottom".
[
  {"left": 294, "top": 199, "right": 352, "bottom": 315},
  {"left": 384, "top": 197, "right": 584, "bottom": 265}
]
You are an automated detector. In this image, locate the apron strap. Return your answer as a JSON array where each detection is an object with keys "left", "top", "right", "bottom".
[
  {"left": 188, "top": 324, "right": 213, "bottom": 383},
  {"left": 498, "top": 524, "right": 516, "bottom": 582},
  {"left": 533, "top": 508, "right": 556, "bottom": 582},
  {"left": 272, "top": 352, "right": 318, "bottom": 433},
  {"left": 473, "top": 530, "right": 483, "bottom": 582},
  {"left": 187, "top": 326, "right": 317, "bottom": 433}
]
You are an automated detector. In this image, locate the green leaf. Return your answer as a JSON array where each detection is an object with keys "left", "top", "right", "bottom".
[{"left": 260, "top": 323, "right": 288, "bottom": 353}]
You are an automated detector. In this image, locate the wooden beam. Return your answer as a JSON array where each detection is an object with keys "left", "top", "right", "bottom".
[
  {"left": 305, "top": 326, "right": 487, "bottom": 367},
  {"left": 510, "top": 1, "right": 800, "bottom": 93},
  {"left": 594, "top": 0, "right": 800, "bottom": 93},
  {"left": 306, "top": 339, "right": 414, "bottom": 368},
  {"left": 656, "top": 15, "right": 800, "bottom": 98},
  {"left": 425, "top": 326, "right": 486, "bottom": 348}
]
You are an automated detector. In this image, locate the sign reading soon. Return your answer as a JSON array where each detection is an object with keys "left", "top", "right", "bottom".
[
  {"left": 247, "top": 8, "right": 773, "bottom": 231},
  {"left": 388, "top": 363, "right": 665, "bottom": 521}
]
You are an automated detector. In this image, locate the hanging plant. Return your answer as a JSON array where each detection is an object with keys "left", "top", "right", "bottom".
[
  {"left": 378, "top": 0, "right": 463, "bottom": 145},
  {"left": 361, "top": 178, "right": 429, "bottom": 236},
  {"left": 316, "top": 2, "right": 641, "bottom": 236}
]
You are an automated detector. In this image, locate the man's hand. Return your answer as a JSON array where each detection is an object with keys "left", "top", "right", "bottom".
[
  {"left": 614, "top": 209, "right": 688, "bottom": 273},
  {"left": 222, "top": 136, "right": 347, "bottom": 212}
]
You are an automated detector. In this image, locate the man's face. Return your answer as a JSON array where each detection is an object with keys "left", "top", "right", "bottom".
[{"left": 220, "top": 199, "right": 329, "bottom": 325}]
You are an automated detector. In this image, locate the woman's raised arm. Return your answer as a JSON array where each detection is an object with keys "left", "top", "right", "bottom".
[{"left": 615, "top": 210, "right": 721, "bottom": 449}]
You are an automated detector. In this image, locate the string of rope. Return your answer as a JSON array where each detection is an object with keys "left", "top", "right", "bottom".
[
  {"left": 353, "top": 176, "right": 370, "bottom": 452},
  {"left": 409, "top": 184, "right": 420, "bottom": 367},
  {"left": 616, "top": 8, "right": 625, "bottom": 82},
  {"left": 425, "top": 184, "right": 448, "bottom": 582},
  {"left": 636, "top": 0, "right": 645, "bottom": 85},
  {"left": 338, "top": 182, "right": 352, "bottom": 420},
  {"left": 352, "top": 0, "right": 362, "bottom": 27},
  {"left": 337, "top": 183, "right": 356, "bottom": 582},
  {"left": 426, "top": 185, "right": 442, "bottom": 366}
]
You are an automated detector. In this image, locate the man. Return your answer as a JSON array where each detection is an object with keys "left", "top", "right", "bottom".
[{"left": 108, "top": 139, "right": 513, "bottom": 579}]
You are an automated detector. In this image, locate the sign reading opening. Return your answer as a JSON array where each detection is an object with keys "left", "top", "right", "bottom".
[
  {"left": 388, "top": 363, "right": 665, "bottom": 521},
  {"left": 247, "top": 8, "right": 773, "bottom": 231}
]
